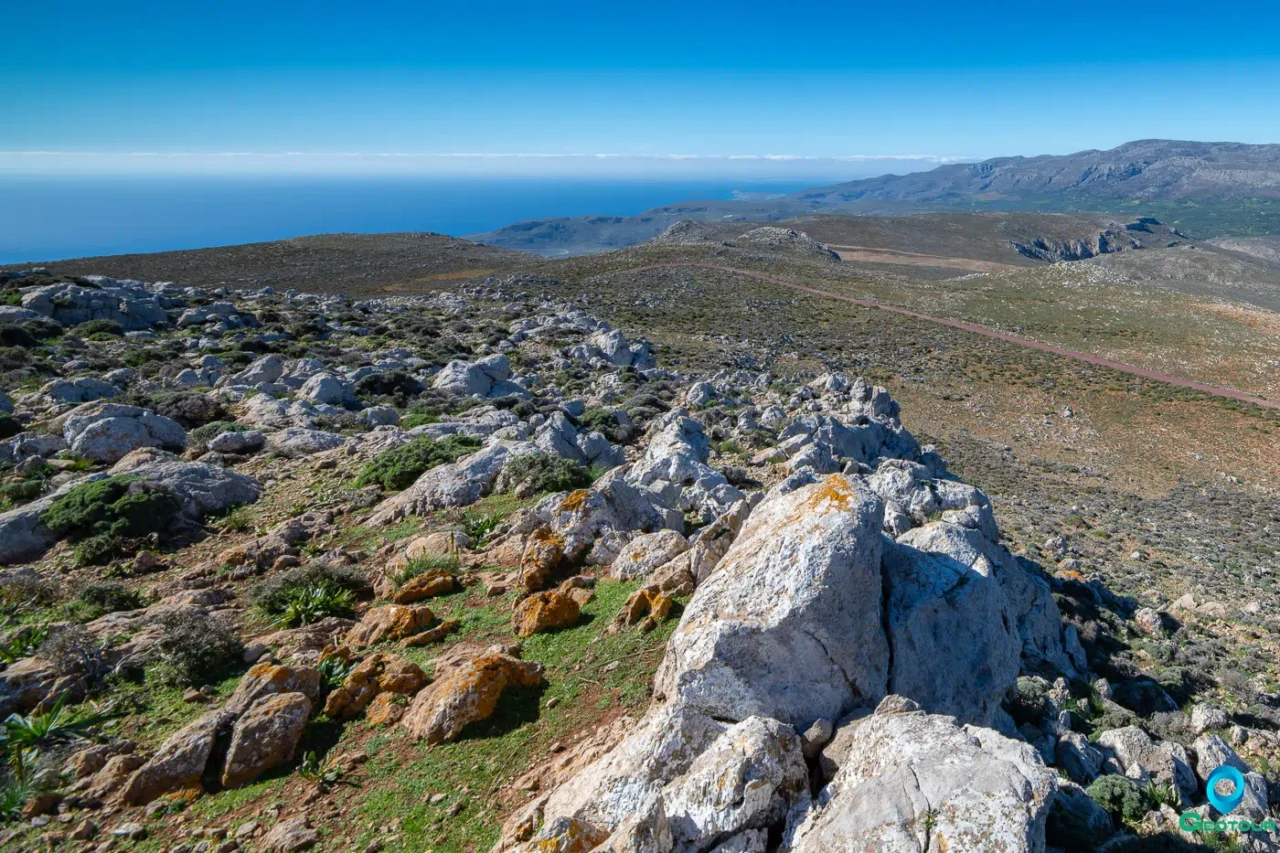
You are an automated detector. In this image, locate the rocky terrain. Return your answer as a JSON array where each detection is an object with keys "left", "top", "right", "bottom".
[{"left": 0, "top": 221, "right": 1278, "bottom": 853}]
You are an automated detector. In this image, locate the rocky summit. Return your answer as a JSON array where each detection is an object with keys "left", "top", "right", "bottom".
[{"left": 0, "top": 264, "right": 1275, "bottom": 853}]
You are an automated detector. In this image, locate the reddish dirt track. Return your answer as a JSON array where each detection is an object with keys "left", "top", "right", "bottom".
[{"left": 621, "top": 263, "right": 1280, "bottom": 410}]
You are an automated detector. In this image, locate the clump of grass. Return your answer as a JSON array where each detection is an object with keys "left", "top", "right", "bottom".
[
  {"left": 392, "top": 553, "right": 461, "bottom": 588},
  {"left": 354, "top": 435, "right": 480, "bottom": 492},
  {"left": 0, "top": 624, "right": 48, "bottom": 666},
  {"left": 252, "top": 561, "right": 368, "bottom": 621},
  {"left": 272, "top": 582, "right": 357, "bottom": 628},
  {"left": 40, "top": 476, "right": 181, "bottom": 565}
]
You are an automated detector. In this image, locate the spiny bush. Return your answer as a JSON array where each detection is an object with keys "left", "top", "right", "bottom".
[
  {"left": 502, "top": 453, "right": 593, "bottom": 496},
  {"left": 1086, "top": 774, "right": 1151, "bottom": 826},
  {"left": 74, "top": 319, "right": 124, "bottom": 338},
  {"left": 36, "top": 624, "right": 106, "bottom": 682},
  {"left": 252, "top": 561, "right": 368, "bottom": 619},
  {"left": 39, "top": 476, "right": 181, "bottom": 565},
  {"left": 354, "top": 434, "right": 480, "bottom": 492},
  {"left": 74, "top": 582, "right": 144, "bottom": 620},
  {"left": 154, "top": 609, "right": 243, "bottom": 687}
]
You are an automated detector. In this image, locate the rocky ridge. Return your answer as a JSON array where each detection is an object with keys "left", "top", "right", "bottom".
[{"left": 0, "top": 266, "right": 1273, "bottom": 851}]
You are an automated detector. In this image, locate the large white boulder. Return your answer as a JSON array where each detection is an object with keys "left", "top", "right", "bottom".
[
  {"left": 787, "top": 703, "right": 1057, "bottom": 853},
  {"left": 369, "top": 441, "right": 532, "bottom": 523},
  {"left": 882, "top": 533, "right": 1021, "bottom": 727},
  {"left": 653, "top": 474, "right": 888, "bottom": 730},
  {"left": 63, "top": 403, "right": 187, "bottom": 463}
]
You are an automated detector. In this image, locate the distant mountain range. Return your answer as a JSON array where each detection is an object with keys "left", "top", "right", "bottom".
[
  {"left": 469, "top": 140, "right": 1280, "bottom": 255},
  {"left": 797, "top": 139, "right": 1280, "bottom": 205}
]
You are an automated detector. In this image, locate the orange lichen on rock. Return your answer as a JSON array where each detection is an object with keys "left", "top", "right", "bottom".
[
  {"left": 344, "top": 605, "right": 436, "bottom": 648},
  {"left": 323, "top": 652, "right": 428, "bottom": 720},
  {"left": 612, "top": 588, "right": 674, "bottom": 632},
  {"left": 558, "top": 489, "right": 592, "bottom": 513},
  {"left": 520, "top": 528, "right": 565, "bottom": 592},
  {"left": 511, "top": 589, "right": 581, "bottom": 637},
  {"left": 401, "top": 648, "right": 544, "bottom": 744},
  {"left": 392, "top": 568, "right": 457, "bottom": 603}
]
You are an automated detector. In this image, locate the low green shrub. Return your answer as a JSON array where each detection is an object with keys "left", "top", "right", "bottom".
[
  {"left": 74, "top": 582, "right": 144, "bottom": 620},
  {"left": 354, "top": 434, "right": 480, "bottom": 492},
  {"left": 502, "top": 453, "right": 592, "bottom": 495},
  {"left": 391, "top": 553, "right": 460, "bottom": 588},
  {"left": 39, "top": 476, "right": 181, "bottom": 565},
  {"left": 575, "top": 407, "right": 632, "bottom": 443},
  {"left": 189, "top": 420, "right": 253, "bottom": 445},
  {"left": 74, "top": 319, "right": 124, "bottom": 338},
  {"left": 154, "top": 609, "right": 243, "bottom": 687},
  {"left": 1086, "top": 775, "right": 1150, "bottom": 826}
]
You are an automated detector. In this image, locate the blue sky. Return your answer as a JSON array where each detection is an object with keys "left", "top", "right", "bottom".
[{"left": 4, "top": 1, "right": 1280, "bottom": 177}]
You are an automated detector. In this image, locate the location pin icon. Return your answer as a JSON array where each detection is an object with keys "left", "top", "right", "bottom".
[{"left": 1207, "top": 765, "right": 1246, "bottom": 815}]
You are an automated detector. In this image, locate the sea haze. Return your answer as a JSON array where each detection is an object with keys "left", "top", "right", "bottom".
[{"left": 0, "top": 175, "right": 823, "bottom": 264}]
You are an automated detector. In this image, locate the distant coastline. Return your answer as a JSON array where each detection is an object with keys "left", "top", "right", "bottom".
[{"left": 0, "top": 175, "right": 823, "bottom": 264}]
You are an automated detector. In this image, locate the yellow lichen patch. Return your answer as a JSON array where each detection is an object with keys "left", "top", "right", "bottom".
[
  {"left": 808, "top": 474, "right": 856, "bottom": 512},
  {"left": 512, "top": 590, "right": 581, "bottom": 637},
  {"left": 558, "top": 489, "right": 592, "bottom": 513}
]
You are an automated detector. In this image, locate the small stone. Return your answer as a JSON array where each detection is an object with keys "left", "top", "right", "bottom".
[
  {"left": 802, "top": 718, "right": 834, "bottom": 759},
  {"left": 112, "top": 822, "right": 147, "bottom": 840},
  {"left": 1190, "top": 703, "right": 1229, "bottom": 735},
  {"left": 429, "top": 793, "right": 447, "bottom": 804}
]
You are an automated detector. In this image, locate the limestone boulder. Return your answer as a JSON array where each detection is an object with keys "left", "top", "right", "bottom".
[
  {"left": 63, "top": 403, "right": 186, "bottom": 463},
  {"left": 221, "top": 692, "right": 313, "bottom": 788},
  {"left": 881, "top": 533, "right": 1020, "bottom": 726},
  {"left": 653, "top": 475, "right": 888, "bottom": 730},
  {"left": 344, "top": 605, "right": 436, "bottom": 648},
  {"left": 118, "top": 709, "right": 234, "bottom": 805},
  {"left": 787, "top": 704, "right": 1057, "bottom": 853},
  {"left": 512, "top": 590, "right": 581, "bottom": 637},
  {"left": 610, "top": 530, "right": 690, "bottom": 581},
  {"left": 402, "top": 647, "right": 543, "bottom": 744},
  {"left": 661, "top": 716, "right": 808, "bottom": 850}
]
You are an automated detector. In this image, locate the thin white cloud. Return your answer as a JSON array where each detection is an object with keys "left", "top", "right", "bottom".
[
  {"left": 0, "top": 150, "right": 972, "bottom": 178},
  {"left": 0, "top": 150, "right": 971, "bottom": 161}
]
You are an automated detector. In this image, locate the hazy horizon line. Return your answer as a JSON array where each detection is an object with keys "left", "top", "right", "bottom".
[{"left": 0, "top": 150, "right": 972, "bottom": 180}]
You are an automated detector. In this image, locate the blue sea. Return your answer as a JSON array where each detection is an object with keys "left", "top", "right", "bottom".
[{"left": 0, "top": 176, "right": 819, "bottom": 264}]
